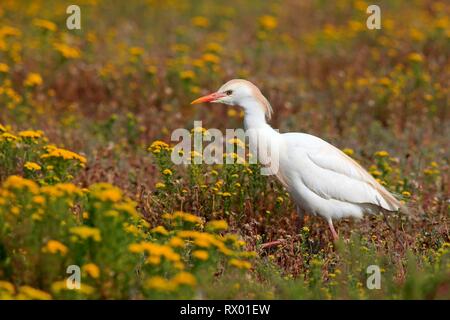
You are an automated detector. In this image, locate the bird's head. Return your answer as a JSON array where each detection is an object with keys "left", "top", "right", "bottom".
[{"left": 191, "top": 79, "right": 273, "bottom": 120}]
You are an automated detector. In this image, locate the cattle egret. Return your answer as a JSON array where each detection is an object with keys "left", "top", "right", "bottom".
[{"left": 191, "top": 79, "right": 405, "bottom": 241}]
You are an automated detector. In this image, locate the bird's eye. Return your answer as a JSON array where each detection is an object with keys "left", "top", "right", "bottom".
[{"left": 225, "top": 90, "right": 233, "bottom": 96}]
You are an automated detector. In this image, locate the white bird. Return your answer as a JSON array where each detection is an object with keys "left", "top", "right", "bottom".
[{"left": 191, "top": 79, "right": 404, "bottom": 241}]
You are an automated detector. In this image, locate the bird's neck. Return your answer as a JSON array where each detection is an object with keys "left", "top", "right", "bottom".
[
  {"left": 242, "top": 99, "right": 271, "bottom": 131},
  {"left": 241, "top": 99, "right": 280, "bottom": 175}
]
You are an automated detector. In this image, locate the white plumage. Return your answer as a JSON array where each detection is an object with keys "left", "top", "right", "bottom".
[{"left": 191, "top": 79, "right": 403, "bottom": 240}]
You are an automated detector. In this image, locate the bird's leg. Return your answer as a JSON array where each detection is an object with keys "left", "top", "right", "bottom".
[
  {"left": 296, "top": 205, "right": 305, "bottom": 227},
  {"left": 260, "top": 240, "right": 284, "bottom": 249},
  {"left": 328, "top": 219, "right": 339, "bottom": 241}
]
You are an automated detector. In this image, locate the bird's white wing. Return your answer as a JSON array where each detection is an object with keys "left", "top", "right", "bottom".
[{"left": 282, "top": 133, "right": 401, "bottom": 212}]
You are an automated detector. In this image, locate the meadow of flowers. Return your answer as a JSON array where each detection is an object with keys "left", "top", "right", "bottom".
[{"left": 0, "top": 0, "right": 449, "bottom": 299}]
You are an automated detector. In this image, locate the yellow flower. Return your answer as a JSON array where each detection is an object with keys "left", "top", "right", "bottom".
[
  {"left": 192, "top": 250, "right": 209, "bottom": 261},
  {"left": 42, "top": 240, "right": 68, "bottom": 256},
  {"left": 0, "top": 63, "right": 9, "bottom": 73},
  {"left": 18, "top": 286, "right": 51, "bottom": 300},
  {"left": 408, "top": 52, "right": 424, "bottom": 63},
  {"left": 24, "top": 73, "right": 43, "bottom": 87},
  {"left": 0, "top": 26, "right": 22, "bottom": 37},
  {"left": 146, "top": 65, "right": 157, "bottom": 75},
  {"left": 227, "top": 109, "right": 238, "bottom": 117},
  {"left": 32, "top": 195, "right": 45, "bottom": 204},
  {"left": 151, "top": 225, "right": 169, "bottom": 236},
  {"left": 302, "top": 226, "right": 310, "bottom": 233},
  {"left": 24, "top": 161, "right": 41, "bottom": 171},
  {"left": 148, "top": 140, "right": 169, "bottom": 153},
  {"left": 179, "top": 70, "right": 195, "bottom": 80},
  {"left": 378, "top": 77, "right": 391, "bottom": 86},
  {"left": 342, "top": 148, "right": 354, "bottom": 156},
  {"left": 205, "top": 42, "right": 223, "bottom": 53},
  {"left": 54, "top": 43, "right": 81, "bottom": 59},
  {"left": 129, "top": 46, "right": 144, "bottom": 56},
  {"left": 168, "top": 236, "right": 185, "bottom": 248},
  {"left": 41, "top": 146, "right": 87, "bottom": 164},
  {"left": 89, "top": 183, "right": 122, "bottom": 202},
  {"left": 206, "top": 220, "right": 229, "bottom": 231},
  {"left": 229, "top": 258, "right": 251, "bottom": 269},
  {"left": 70, "top": 226, "right": 102, "bottom": 242},
  {"left": 370, "top": 169, "right": 382, "bottom": 177},
  {"left": 40, "top": 183, "right": 82, "bottom": 197},
  {"left": 0, "top": 281, "right": 15, "bottom": 294},
  {"left": 348, "top": 20, "right": 364, "bottom": 32},
  {"left": 402, "top": 191, "right": 411, "bottom": 197},
  {"left": 33, "top": 18, "right": 57, "bottom": 32},
  {"left": 430, "top": 161, "right": 439, "bottom": 168},
  {"left": 173, "top": 211, "right": 203, "bottom": 224},
  {"left": 82, "top": 263, "right": 100, "bottom": 279},
  {"left": 3, "top": 175, "right": 39, "bottom": 194},
  {"left": 374, "top": 150, "right": 389, "bottom": 157},
  {"left": 147, "top": 255, "right": 161, "bottom": 265},
  {"left": 172, "top": 272, "right": 196, "bottom": 287},
  {"left": 202, "top": 53, "right": 220, "bottom": 64},
  {"left": 130, "top": 242, "right": 180, "bottom": 262},
  {"left": 19, "top": 130, "right": 44, "bottom": 139},
  {"left": 50, "top": 281, "right": 94, "bottom": 295},
  {"left": 146, "top": 276, "right": 176, "bottom": 291},
  {"left": 1, "top": 132, "right": 19, "bottom": 142},
  {"left": 115, "top": 200, "right": 139, "bottom": 218},
  {"left": 155, "top": 182, "right": 166, "bottom": 189},
  {"left": 191, "top": 16, "right": 209, "bottom": 28},
  {"left": 227, "top": 138, "right": 246, "bottom": 148},
  {"left": 259, "top": 15, "right": 278, "bottom": 30},
  {"left": 162, "top": 169, "right": 172, "bottom": 176}
]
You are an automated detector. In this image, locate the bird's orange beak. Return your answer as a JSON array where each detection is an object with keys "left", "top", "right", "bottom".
[{"left": 190, "top": 92, "right": 226, "bottom": 104}]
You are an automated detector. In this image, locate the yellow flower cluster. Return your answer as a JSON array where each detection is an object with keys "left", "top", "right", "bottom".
[
  {"left": 24, "top": 73, "right": 43, "bottom": 87},
  {"left": 41, "top": 145, "right": 87, "bottom": 164},
  {"left": 146, "top": 271, "right": 196, "bottom": 291},
  {"left": 206, "top": 220, "right": 229, "bottom": 231},
  {"left": 192, "top": 250, "right": 209, "bottom": 260},
  {"left": 177, "top": 230, "right": 233, "bottom": 255},
  {"left": 54, "top": 43, "right": 81, "bottom": 59},
  {"left": 41, "top": 183, "right": 83, "bottom": 197},
  {"left": 259, "top": 15, "right": 278, "bottom": 30},
  {"left": 151, "top": 225, "right": 170, "bottom": 235},
  {"left": 19, "top": 130, "right": 44, "bottom": 139},
  {"left": 163, "top": 211, "right": 203, "bottom": 225},
  {"left": 148, "top": 140, "right": 170, "bottom": 154},
  {"left": 0, "top": 63, "right": 9, "bottom": 73},
  {"left": 42, "top": 240, "right": 68, "bottom": 256},
  {"left": 129, "top": 241, "right": 181, "bottom": 264},
  {"left": 191, "top": 16, "right": 209, "bottom": 28},
  {"left": 33, "top": 18, "right": 57, "bottom": 32},
  {"left": 89, "top": 183, "right": 123, "bottom": 202},
  {"left": 24, "top": 161, "right": 42, "bottom": 171},
  {"left": 82, "top": 263, "right": 100, "bottom": 279},
  {"left": 229, "top": 258, "right": 252, "bottom": 269},
  {"left": 70, "top": 226, "right": 102, "bottom": 242},
  {"left": 3, "top": 175, "right": 39, "bottom": 194},
  {"left": 374, "top": 150, "right": 389, "bottom": 158}
]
